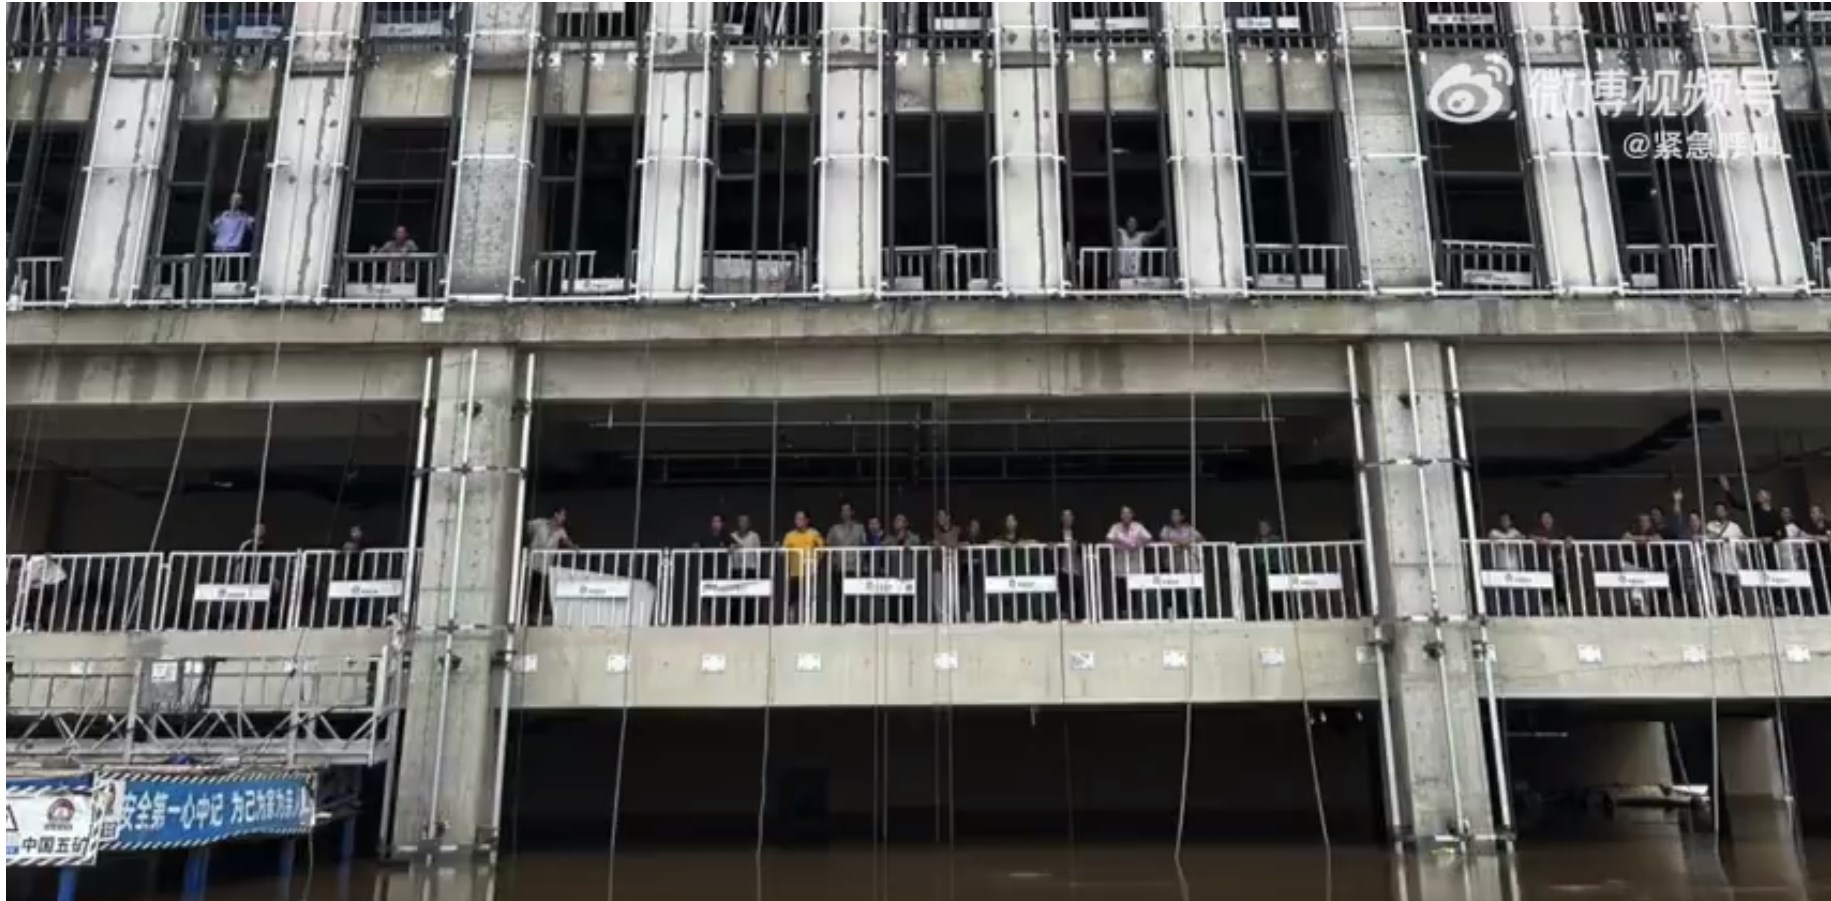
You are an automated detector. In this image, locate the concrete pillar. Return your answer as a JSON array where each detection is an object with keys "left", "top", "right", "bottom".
[
  {"left": 1691, "top": 4, "right": 1811, "bottom": 292},
  {"left": 1359, "top": 339, "right": 1494, "bottom": 843},
  {"left": 390, "top": 347, "right": 522, "bottom": 858},
  {"left": 992, "top": 2, "right": 1067, "bottom": 294},
  {"left": 1513, "top": 3, "right": 1623, "bottom": 292},
  {"left": 1162, "top": 3, "right": 1247, "bottom": 294},
  {"left": 444, "top": 3, "right": 541, "bottom": 298},
  {"left": 66, "top": 3, "right": 187, "bottom": 302},
  {"left": 814, "top": 3, "right": 883, "bottom": 296},
  {"left": 1718, "top": 716, "right": 1805, "bottom": 889},
  {"left": 1338, "top": 3, "right": 1433, "bottom": 292},
  {"left": 1572, "top": 721, "right": 1673, "bottom": 787},
  {"left": 633, "top": 3, "right": 715, "bottom": 299},
  {"left": 257, "top": 2, "right": 362, "bottom": 301},
  {"left": 1720, "top": 717, "right": 1788, "bottom": 801}
]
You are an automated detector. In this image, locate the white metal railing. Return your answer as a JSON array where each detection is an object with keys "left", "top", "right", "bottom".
[
  {"left": 146, "top": 252, "right": 257, "bottom": 301},
  {"left": 5, "top": 2, "right": 113, "bottom": 57},
  {"left": 366, "top": 2, "right": 458, "bottom": 43},
  {"left": 531, "top": 249, "right": 628, "bottom": 297},
  {"left": 1437, "top": 239, "right": 1538, "bottom": 291},
  {"left": 527, "top": 549, "right": 668, "bottom": 628},
  {"left": 1228, "top": 2, "right": 1333, "bottom": 49},
  {"left": 1472, "top": 538, "right": 1831, "bottom": 618},
  {"left": 890, "top": 2, "right": 989, "bottom": 49},
  {"left": 885, "top": 246, "right": 995, "bottom": 294},
  {"left": 715, "top": 2, "right": 821, "bottom": 46},
  {"left": 1076, "top": 246, "right": 1175, "bottom": 291},
  {"left": 340, "top": 251, "right": 442, "bottom": 300},
  {"left": 1623, "top": 243, "right": 1723, "bottom": 291},
  {"left": 703, "top": 249, "right": 807, "bottom": 295},
  {"left": 957, "top": 544, "right": 1072, "bottom": 624},
  {"left": 1726, "top": 538, "right": 1831, "bottom": 618},
  {"left": 664, "top": 547, "right": 796, "bottom": 626},
  {"left": 1407, "top": 2, "right": 1506, "bottom": 48},
  {"left": 549, "top": 1, "right": 648, "bottom": 43},
  {"left": 295, "top": 549, "right": 415, "bottom": 629},
  {"left": 808, "top": 546, "right": 943, "bottom": 625},
  {"left": 1058, "top": 2, "right": 1155, "bottom": 45},
  {"left": 7, "top": 553, "right": 164, "bottom": 633},
  {"left": 192, "top": 2, "right": 293, "bottom": 43},
  {"left": 7, "top": 255, "right": 65, "bottom": 306},
  {"left": 1087, "top": 543, "right": 1230, "bottom": 622},
  {"left": 1236, "top": 541, "right": 1369, "bottom": 621},
  {"left": 1249, "top": 243, "right": 1349, "bottom": 291},
  {"left": 160, "top": 551, "right": 302, "bottom": 630}
]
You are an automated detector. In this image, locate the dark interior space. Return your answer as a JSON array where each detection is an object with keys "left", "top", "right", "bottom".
[
  {"left": 710, "top": 119, "right": 815, "bottom": 252},
  {"left": 345, "top": 124, "right": 453, "bottom": 253},
  {"left": 1424, "top": 120, "right": 1533, "bottom": 244},
  {"left": 537, "top": 121, "right": 642, "bottom": 281},
  {"left": 1241, "top": 116, "right": 1342, "bottom": 246}
]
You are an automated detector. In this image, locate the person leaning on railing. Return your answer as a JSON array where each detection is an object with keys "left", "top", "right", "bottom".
[{"left": 781, "top": 511, "right": 823, "bottom": 625}]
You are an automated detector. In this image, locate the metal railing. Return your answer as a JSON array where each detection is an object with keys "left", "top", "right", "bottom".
[
  {"left": 160, "top": 551, "right": 302, "bottom": 631},
  {"left": 527, "top": 549, "right": 667, "bottom": 628},
  {"left": 1758, "top": 4, "right": 1831, "bottom": 47},
  {"left": 1472, "top": 538, "right": 1831, "bottom": 618},
  {"left": 1406, "top": 2, "right": 1506, "bottom": 49},
  {"left": 889, "top": 2, "right": 990, "bottom": 49},
  {"left": 662, "top": 547, "right": 797, "bottom": 626},
  {"left": 6, "top": 256, "right": 65, "bottom": 306},
  {"left": 957, "top": 544, "right": 1076, "bottom": 624},
  {"left": 1056, "top": 2, "right": 1155, "bottom": 46},
  {"left": 703, "top": 249, "right": 807, "bottom": 295},
  {"left": 5, "top": 2, "right": 114, "bottom": 59},
  {"left": 1227, "top": 2, "right": 1333, "bottom": 50},
  {"left": 145, "top": 252, "right": 257, "bottom": 301},
  {"left": 190, "top": 2, "right": 293, "bottom": 46},
  {"left": 713, "top": 2, "right": 820, "bottom": 47},
  {"left": 1236, "top": 541, "right": 1369, "bottom": 621},
  {"left": 1250, "top": 243, "right": 1349, "bottom": 291},
  {"left": 1086, "top": 543, "right": 1230, "bottom": 622},
  {"left": 365, "top": 2, "right": 459, "bottom": 47},
  {"left": 530, "top": 249, "right": 631, "bottom": 297},
  {"left": 1581, "top": 1, "right": 1690, "bottom": 50},
  {"left": 1076, "top": 246, "right": 1175, "bottom": 291},
  {"left": 885, "top": 246, "right": 995, "bottom": 294},
  {"left": 295, "top": 549, "right": 415, "bottom": 629},
  {"left": 7, "top": 553, "right": 164, "bottom": 633},
  {"left": 548, "top": 1, "right": 648, "bottom": 44},
  {"left": 1437, "top": 239, "right": 1539, "bottom": 291},
  {"left": 6, "top": 653, "right": 400, "bottom": 766},
  {"left": 339, "top": 251, "right": 442, "bottom": 300},
  {"left": 808, "top": 546, "right": 943, "bottom": 625},
  {"left": 1623, "top": 244, "right": 1723, "bottom": 292}
]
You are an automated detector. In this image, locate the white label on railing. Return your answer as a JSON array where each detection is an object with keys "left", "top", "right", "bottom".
[
  {"left": 1427, "top": 12, "right": 1497, "bottom": 26},
  {"left": 699, "top": 579, "right": 773, "bottom": 599},
  {"left": 1593, "top": 571, "right": 1670, "bottom": 590},
  {"left": 1127, "top": 573, "right": 1203, "bottom": 591},
  {"left": 328, "top": 579, "right": 405, "bottom": 600},
  {"left": 1737, "top": 570, "right": 1813, "bottom": 590},
  {"left": 553, "top": 579, "right": 634, "bottom": 601},
  {"left": 984, "top": 575, "right": 1057, "bottom": 595},
  {"left": 1479, "top": 570, "right": 1555, "bottom": 590},
  {"left": 843, "top": 577, "right": 916, "bottom": 596},
  {"left": 1267, "top": 573, "right": 1343, "bottom": 593},
  {"left": 150, "top": 661, "right": 178, "bottom": 683},
  {"left": 1463, "top": 269, "right": 1535, "bottom": 288},
  {"left": 193, "top": 584, "right": 272, "bottom": 603}
]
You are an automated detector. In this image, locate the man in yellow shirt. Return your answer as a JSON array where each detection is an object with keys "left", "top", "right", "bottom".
[{"left": 781, "top": 510, "right": 824, "bottom": 623}]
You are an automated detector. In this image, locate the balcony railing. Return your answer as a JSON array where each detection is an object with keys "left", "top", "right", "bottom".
[
  {"left": 548, "top": 1, "right": 647, "bottom": 44},
  {"left": 6, "top": 255, "right": 65, "bottom": 306},
  {"left": 1249, "top": 243, "right": 1350, "bottom": 291},
  {"left": 1623, "top": 243, "right": 1723, "bottom": 292},
  {"left": 365, "top": 2, "right": 459, "bottom": 47},
  {"left": 529, "top": 249, "right": 630, "bottom": 298},
  {"left": 703, "top": 249, "right": 807, "bottom": 296},
  {"left": 889, "top": 2, "right": 990, "bottom": 49},
  {"left": 1759, "top": 3, "right": 1831, "bottom": 47},
  {"left": 339, "top": 251, "right": 442, "bottom": 301},
  {"left": 885, "top": 246, "right": 995, "bottom": 294},
  {"left": 145, "top": 252, "right": 257, "bottom": 301},
  {"left": 1437, "top": 239, "right": 1539, "bottom": 291},
  {"left": 1076, "top": 246, "right": 1176, "bottom": 291},
  {"left": 1227, "top": 2, "right": 1333, "bottom": 50},
  {"left": 713, "top": 2, "right": 820, "bottom": 47},
  {"left": 1407, "top": 2, "right": 1506, "bottom": 49},
  {"left": 1581, "top": 1, "right": 1691, "bottom": 50},
  {"left": 5, "top": 2, "right": 114, "bottom": 59},
  {"left": 1056, "top": 2, "right": 1155, "bottom": 46},
  {"left": 190, "top": 2, "right": 293, "bottom": 47},
  {"left": 1471, "top": 539, "right": 1830, "bottom": 618},
  {"left": 6, "top": 549, "right": 417, "bottom": 634}
]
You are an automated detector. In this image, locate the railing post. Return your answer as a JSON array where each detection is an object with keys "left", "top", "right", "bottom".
[
  {"left": 1228, "top": 544, "right": 1246, "bottom": 621},
  {"left": 286, "top": 550, "right": 307, "bottom": 629},
  {"left": 150, "top": 556, "right": 173, "bottom": 632}
]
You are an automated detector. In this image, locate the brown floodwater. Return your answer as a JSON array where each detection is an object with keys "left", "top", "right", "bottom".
[{"left": 159, "top": 830, "right": 1831, "bottom": 901}]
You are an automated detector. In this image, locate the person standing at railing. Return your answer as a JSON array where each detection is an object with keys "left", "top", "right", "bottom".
[
  {"left": 1487, "top": 512, "right": 1526, "bottom": 570},
  {"left": 1249, "top": 518, "right": 1286, "bottom": 620},
  {"left": 782, "top": 511, "right": 824, "bottom": 625},
  {"left": 1115, "top": 217, "right": 1166, "bottom": 284},
  {"left": 1160, "top": 509, "right": 1205, "bottom": 620},
  {"left": 728, "top": 514, "right": 764, "bottom": 624},
  {"left": 1105, "top": 507, "right": 1153, "bottom": 620},
  {"left": 1704, "top": 501, "right": 1747, "bottom": 616},
  {"left": 1528, "top": 510, "right": 1574, "bottom": 615},
  {"left": 1718, "top": 475, "right": 1783, "bottom": 542},
  {"left": 526, "top": 507, "right": 575, "bottom": 626},
  {"left": 1057, "top": 509, "right": 1085, "bottom": 622},
  {"left": 825, "top": 503, "right": 866, "bottom": 623},
  {"left": 1805, "top": 505, "right": 1831, "bottom": 616},
  {"left": 373, "top": 225, "right": 420, "bottom": 284},
  {"left": 210, "top": 192, "right": 256, "bottom": 254}
]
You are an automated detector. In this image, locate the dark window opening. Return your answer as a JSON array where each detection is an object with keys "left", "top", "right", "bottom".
[
  {"left": 5, "top": 2, "right": 114, "bottom": 58},
  {"left": 1782, "top": 113, "right": 1831, "bottom": 282},
  {"left": 1064, "top": 114, "right": 1172, "bottom": 288},
  {"left": 1407, "top": 3, "right": 1507, "bottom": 49},
  {"left": 886, "top": 115, "right": 992, "bottom": 291},
  {"left": 534, "top": 122, "right": 641, "bottom": 294},
  {"left": 707, "top": 119, "right": 814, "bottom": 293},
  {"left": 191, "top": 2, "right": 294, "bottom": 46},
  {"left": 6, "top": 127, "right": 84, "bottom": 257},
  {"left": 1239, "top": 116, "right": 1349, "bottom": 289},
  {"left": 549, "top": 1, "right": 649, "bottom": 43},
  {"left": 1581, "top": 2, "right": 1689, "bottom": 49},
  {"left": 1759, "top": 3, "right": 1831, "bottom": 47},
  {"left": 713, "top": 2, "right": 821, "bottom": 47},
  {"left": 147, "top": 122, "right": 271, "bottom": 299},
  {"left": 1425, "top": 120, "right": 1538, "bottom": 289},
  {"left": 1227, "top": 2, "right": 1333, "bottom": 50},
  {"left": 887, "top": 2, "right": 990, "bottom": 49},
  {"left": 1056, "top": 3, "right": 1156, "bottom": 46},
  {"left": 341, "top": 124, "right": 453, "bottom": 296},
  {"left": 1603, "top": 117, "right": 1721, "bottom": 289}
]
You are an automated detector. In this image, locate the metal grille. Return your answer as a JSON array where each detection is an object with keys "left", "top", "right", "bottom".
[
  {"left": 365, "top": 2, "right": 460, "bottom": 47},
  {"left": 1086, "top": 543, "right": 1230, "bottom": 622},
  {"left": 1226, "top": 2, "right": 1332, "bottom": 50},
  {"left": 1236, "top": 541, "right": 1368, "bottom": 621},
  {"left": 4, "top": 2, "right": 114, "bottom": 59},
  {"left": 1474, "top": 539, "right": 1831, "bottom": 619},
  {"left": 664, "top": 547, "right": 796, "bottom": 626},
  {"left": 6, "top": 257, "right": 65, "bottom": 306},
  {"left": 160, "top": 552, "right": 302, "bottom": 631},
  {"left": 713, "top": 2, "right": 821, "bottom": 47},
  {"left": 527, "top": 549, "right": 667, "bottom": 628},
  {"left": 189, "top": 2, "right": 293, "bottom": 46},
  {"left": 1056, "top": 2, "right": 1155, "bottom": 47},
  {"left": 548, "top": 1, "right": 648, "bottom": 43},
  {"left": 7, "top": 553, "right": 163, "bottom": 633},
  {"left": 1406, "top": 2, "right": 1506, "bottom": 49},
  {"left": 887, "top": 2, "right": 989, "bottom": 49},
  {"left": 1760, "top": 3, "right": 1831, "bottom": 47},
  {"left": 1580, "top": 2, "right": 1690, "bottom": 49},
  {"left": 295, "top": 549, "right": 415, "bottom": 629}
]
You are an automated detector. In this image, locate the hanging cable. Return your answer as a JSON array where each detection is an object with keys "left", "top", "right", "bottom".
[
  {"left": 753, "top": 295, "right": 785, "bottom": 901},
  {"left": 1680, "top": 331, "right": 1724, "bottom": 840}
]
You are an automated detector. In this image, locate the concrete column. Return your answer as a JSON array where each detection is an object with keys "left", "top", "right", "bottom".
[
  {"left": 390, "top": 347, "right": 522, "bottom": 858},
  {"left": 814, "top": 3, "right": 883, "bottom": 296},
  {"left": 444, "top": 3, "right": 541, "bottom": 298},
  {"left": 1162, "top": 3, "right": 1246, "bottom": 293},
  {"left": 634, "top": 3, "right": 715, "bottom": 299},
  {"left": 1338, "top": 3, "right": 1433, "bottom": 292},
  {"left": 992, "top": 2, "right": 1067, "bottom": 294},
  {"left": 1692, "top": 4, "right": 1810, "bottom": 292},
  {"left": 1514, "top": 3, "right": 1623, "bottom": 292},
  {"left": 1720, "top": 717, "right": 1788, "bottom": 801},
  {"left": 1359, "top": 339, "right": 1494, "bottom": 843},
  {"left": 257, "top": 2, "right": 362, "bottom": 301},
  {"left": 66, "top": 3, "right": 187, "bottom": 302}
]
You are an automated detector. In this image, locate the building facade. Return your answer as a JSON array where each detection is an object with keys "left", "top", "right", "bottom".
[{"left": 7, "top": 1, "right": 1831, "bottom": 868}]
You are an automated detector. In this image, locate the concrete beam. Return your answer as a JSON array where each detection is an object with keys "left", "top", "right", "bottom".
[
  {"left": 1486, "top": 619, "right": 1831, "bottom": 700},
  {"left": 445, "top": 3, "right": 542, "bottom": 297},
  {"left": 10, "top": 298, "right": 1831, "bottom": 351},
  {"left": 7, "top": 349, "right": 429, "bottom": 407}
]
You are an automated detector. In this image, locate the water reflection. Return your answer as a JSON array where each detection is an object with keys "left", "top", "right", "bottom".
[{"left": 171, "top": 833, "right": 1828, "bottom": 901}]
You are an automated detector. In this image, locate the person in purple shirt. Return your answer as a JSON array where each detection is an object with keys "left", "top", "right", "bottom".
[{"left": 210, "top": 192, "right": 256, "bottom": 253}]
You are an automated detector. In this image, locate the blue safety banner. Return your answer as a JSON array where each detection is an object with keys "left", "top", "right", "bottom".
[{"left": 93, "top": 771, "right": 316, "bottom": 851}]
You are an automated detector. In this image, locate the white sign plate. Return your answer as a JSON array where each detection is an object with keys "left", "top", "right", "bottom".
[
  {"left": 553, "top": 579, "right": 633, "bottom": 601},
  {"left": 1127, "top": 573, "right": 1203, "bottom": 591},
  {"left": 1738, "top": 570, "right": 1813, "bottom": 590},
  {"left": 1594, "top": 571, "right": 1670, "bottom": 590},
  {"left": 327, "top": 579, "right": 404, "bottom": 600},
  {"left": 193, "top": 584, "right": 272, "bottom": 603},
  {"left": 699, "top": 579, "right": 773, "bottom": 599},
  {"left": 1268, "top": 573, "right": 1343, "bottom": 593},
  {"left": 1479, "top": 570, "right": 1555, "bottom": 590},
  {"left": 843, "top": 577, "right": 917, "bottom": 596},
  {"left": 984, "top": 576, "right": 1057, "bottom": 595}
]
